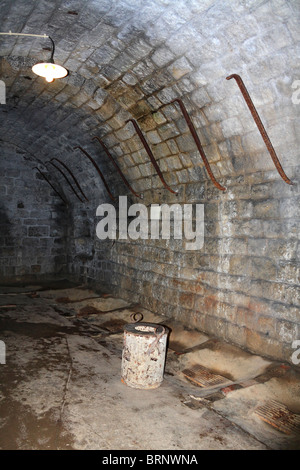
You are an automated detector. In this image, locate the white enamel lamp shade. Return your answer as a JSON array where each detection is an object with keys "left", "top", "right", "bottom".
[{"left": 32, "top": 61, "right": 68, "bottom": 82}]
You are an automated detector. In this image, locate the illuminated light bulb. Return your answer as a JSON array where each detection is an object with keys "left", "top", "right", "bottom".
[{"left": 32, "top": 62, "right": 68, "bottom": 83}]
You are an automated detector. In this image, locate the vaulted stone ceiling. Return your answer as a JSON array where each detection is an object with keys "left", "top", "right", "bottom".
[{"left": 1, "top": 0, "right": 298, "bottom": 203}]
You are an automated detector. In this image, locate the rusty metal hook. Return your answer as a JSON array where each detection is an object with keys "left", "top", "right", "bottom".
[
  {"left": 92, "top": 136, "right": 143, "bottom": 199},
  {"left": 171, "top": 98, "right": 226, "bottom": 191},
  {"left": 226, "top": 74, "right": 294, "bottom": 185},
  {"left": 126, "top": 119, "right": 178, "bottom": 195},
  {"left": 130, "top": 312, "right": 144, "bottom": 323},
  {"left": 46, "top": 160, "right": 84, "bottom": 202},
  {"left": 147, "top": 325, "right": 166, "bottom": 356},
  {"left": 73, "top": 145, "right": 115, "bottom": 201},
  {"left": 50, "top": 158, "right": 89, "bottom": 202},
  {"left": 34, "top": 167, "right": 68, "bottom": 206}
]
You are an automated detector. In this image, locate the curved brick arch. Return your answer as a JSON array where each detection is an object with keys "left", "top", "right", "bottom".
[{"left": 0, "top": 0, "right": 299, "bottom": 363}]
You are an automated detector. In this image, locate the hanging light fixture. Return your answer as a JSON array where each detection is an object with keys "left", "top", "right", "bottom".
[
  {"left": 32, "top": 36, "right": 68, "bottom": 82},
  {"left": 0, "top": 31, "right": 68, "bottom": 83}
]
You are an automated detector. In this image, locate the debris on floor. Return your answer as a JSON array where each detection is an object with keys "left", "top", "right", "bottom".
[
  {"left": 254, "top": 399, "right": 300, "bottom": 436},
  {"left": 182, "top": 364, "right": 231, "bottom": 389},
  {"left": 0, "top": 280, "right": 299, "bottom": 450}
]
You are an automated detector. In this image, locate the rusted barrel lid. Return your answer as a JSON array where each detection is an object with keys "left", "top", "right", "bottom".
[{"left": 124, "top": 322, "right": 167, "bottom": 336}]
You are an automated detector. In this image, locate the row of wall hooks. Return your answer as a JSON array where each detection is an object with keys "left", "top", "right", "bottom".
[
  {"left": 45, "top": 159, "right": 84, "bottom": 203},
  {"left": 34, "top": 156, "right": 89, "bottom": 205},
  {"left": 50, "top": 157, "right": 89, "bottom": 202},
  {"left": 34, "top": 74, "right": 293, "bottom": 204}
]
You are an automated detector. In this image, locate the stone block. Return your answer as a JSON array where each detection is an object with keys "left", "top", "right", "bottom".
[
  {"left": 191, "top": 87, "right": 211, "bottom": 109},
  {"left": 276, "top": 319, "right": 299, "bottom": 344},
  {"left": 176, "top": 134, "right": 197, "bottom": 153},
  {"left": 221, "top": 117, "right": 244, "bottom": 139},
  {"left": 151, "top": 46, "right": 176, "bottom": 67},
  {"left": 279, "top": 196, "right": 300, "bottom": 219},
  {"left": 146, "top": 130, "right": 161, "bottom": 145},
  {"left": 168, "top": 57, "right": 193, "bottom": 79},
  {"left": 31, "top": 264, "right": 41, "bottom": 273},
  {"left": 253, "top": 199, "right": 280, "bottom": 219},
  {"left": 277, "top": 261, "right": 299, "bottom": 285},
  {"left": 96, "top": 97, "right": 119, "bottom": 120},
  {"left": 179, "top": 292, "right": 195, "bottom": 309},
  {"left": 115, "top": 122, "right": 137, "bottom": 141},
  {"left": 28, "top": 226, "right": 49, "bottom": 238},
  {"left": 139, "top": 163, "right": 153, "bottom": 177},
  {"left": 250, "top": 257, "right": 277, "bottom": 281},
  {"left": 152, "top": 111, "right": 167, "bottom": 125},
  {"left": 176, "top": 169, "right": 190, "bottom": 183},
  {"left": 125, "top": 38, "right": 152, "bottom": 61},
  {"left": 246, "top": 329, "right": 282, "bottom": 361},
  {"left": 165, "top": 156, "right": 182, "bottom": 171},
  {"left": 226, "top": 323, "right": 247, "bottom": 347},
  {"left": 204, "top": 315, "right": 228, "bottom": 339},
  {"left": 266, "top": 239, "right": 298, "bottom": 261},
  {"left": 158, "top": 123, "right": 180, "bottom": 140}
]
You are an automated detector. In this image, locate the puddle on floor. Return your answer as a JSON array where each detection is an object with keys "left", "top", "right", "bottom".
[
  {"left": 44, "top": 289, "right": 133, "bottom": 317},
  {"left": 0, "top": 317, "right": 76, "bottom": 339},
  {"left": 0, "top": 285, "right": 44, "bottom": 294},
  {"left": 0, "top": 398, "right": 75, "bottom": 450},
  {"left": 0, "top": 279, "right": 80, "bottom": 295},
  {"left": 39, "top": 287, "right": 100, "bottom": 302}
]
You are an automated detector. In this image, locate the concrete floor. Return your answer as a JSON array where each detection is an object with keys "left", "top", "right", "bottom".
[{"left": 0, "top": 279, "right": 299, "bottom": 450}]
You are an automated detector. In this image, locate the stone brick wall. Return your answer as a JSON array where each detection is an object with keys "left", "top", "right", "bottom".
[
  {"left": 64, "top": 0, "right": 300, "bottom": 364},
  {"left": 68, "top": 166, "right": 299, "bottom": 364},
  {"left": 0, "top": 143, "right": 68, "bottom": 280}
]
